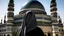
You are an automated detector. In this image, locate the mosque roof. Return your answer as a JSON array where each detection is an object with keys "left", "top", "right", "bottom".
[
  {"left": 19, "top": 0, "right": 47, "bottom": 14},
  {"left": 21, "top": 0, "right": 45, "bottom": 10}
]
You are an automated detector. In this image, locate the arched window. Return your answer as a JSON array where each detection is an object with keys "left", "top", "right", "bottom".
[
  {"left": 48, "top": 32, "right": 51, "bottom": 36},
  {"left": 7, "top": 34, "right": 10, "bottom": 36},
  {"left": 4, "top": 35, "right": 5, "bottom": 36},
  {"left": 44, "top": 34, "right": 47, "bottom": 36},
  {"left": 56, "top": 34, "right": 58, "bottom": 36}
]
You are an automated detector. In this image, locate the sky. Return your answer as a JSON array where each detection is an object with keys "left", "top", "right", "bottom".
[{"left": 0, "top": 0, "right": 64, "bottom": 24}]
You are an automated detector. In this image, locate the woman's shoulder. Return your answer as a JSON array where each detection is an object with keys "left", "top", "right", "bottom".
[
  {"left": 26, "top": 27, "right": 45, "bottom": 36},
  {"left": 35, "top": 27, "right": 44, "bottom": 33},
  {"left": 35, "top": 27, "right": 42, "bottom": 30},
  {"left": 27, "top": 27, "right": 44, "bottom": 33}
]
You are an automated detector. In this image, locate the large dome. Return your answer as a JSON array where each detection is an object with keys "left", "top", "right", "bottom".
[
  {"left": 22, "top": 0, "right": 45, "bottom": 10},
  {"left": 19, "top": 0, "right": 47, "bottom": 14}
]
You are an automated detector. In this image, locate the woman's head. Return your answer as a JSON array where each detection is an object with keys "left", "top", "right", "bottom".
[
  {"left": 20, "top": 11, "right": 37, "bottom": 36},
  {"left": 23, "top": 11, "right": 37, "bottom": 33}
]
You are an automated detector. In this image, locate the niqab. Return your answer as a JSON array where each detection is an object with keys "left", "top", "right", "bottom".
[{"left": 20, "top": 11, "right": 37, "bottom": 36}]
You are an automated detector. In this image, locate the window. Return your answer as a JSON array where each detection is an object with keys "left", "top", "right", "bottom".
[
  {"left": 14, "top": 17, "right": 23, "bottom": 20},
  {"left": 56, "top": 34, "right": 58, "bottom": 36},
  {"left": 36, "top": 17, "right": 43, "bottom": 19},
  {"left": 48, "top": 33, "right": 51, "bottom": 36},
  {"left": 44, "top": 17, "right": 51, "bottom": 20},
  {"left": 0, "top": 30, "right": 1, "bottom": 32},
  {"left": 44, "top": 22, "right": 51, "bottom": 24},
  {"left": 7, "top": 34, "right": 10, "bottom": 36},
  {"left": 62, "top": 29, "right": 63, "bottom": 31},
  {"left": 14, "top": 22, "right": 22, "bottom": 24},
  {"left": 37, "top": 21, "right": 43, "bottom": 24},
  {"left": 4, "top": 35, "right": 5, "bottom": 36}
]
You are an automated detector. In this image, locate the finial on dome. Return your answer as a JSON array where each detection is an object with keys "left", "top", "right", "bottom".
[{"left": 29, "top": 0, "right": 37, "bottom": 1}]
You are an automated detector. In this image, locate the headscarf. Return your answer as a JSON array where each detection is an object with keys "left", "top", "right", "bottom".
[{"left": 20, "top": 10, "right": 37, "bottom": 36}]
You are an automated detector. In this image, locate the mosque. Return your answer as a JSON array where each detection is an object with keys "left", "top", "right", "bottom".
[{"left": 0, "top": 0, "right": 64, "bottom": 36}]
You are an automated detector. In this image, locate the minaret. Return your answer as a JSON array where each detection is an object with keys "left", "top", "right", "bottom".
[
  {"left": 50, "top": 0, "right": 58, "bottom": 23},
  {"left": 58, "top": 15, "right": 63, "bottom": 36},
  {"left": 1, "top": 19, "right": 2, "bottom": 24},
  {"left": 7, "top": 0, "right": 14, "bottom": 25},
  {"left": 4, "top": 15, "right": 6, "bottom": 24},
  {"left": 50, "top": 0, "right": 58, "bottom": 36},
  {"left": 7, "top": 0, "right": 14, "bottom": 36},
  {"left": 58, "top": 16, "right": 62, "bottom": 23}
]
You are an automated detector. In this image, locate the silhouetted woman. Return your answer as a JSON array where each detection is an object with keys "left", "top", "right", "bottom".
[{"left": 19, "top": 11, "right": 46, "bottom": 36}]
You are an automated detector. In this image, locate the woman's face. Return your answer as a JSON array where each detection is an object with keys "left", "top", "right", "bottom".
[{"left": 25, "top": 12, "right": 32, "bottom": 26}]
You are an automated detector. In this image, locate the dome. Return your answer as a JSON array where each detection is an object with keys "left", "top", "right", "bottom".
[
  {"left": 19, "top": 0, "right": 47, "bottom": 14},
  {"left": 22, "top": 0, "right": 45, "bottom": 10}
]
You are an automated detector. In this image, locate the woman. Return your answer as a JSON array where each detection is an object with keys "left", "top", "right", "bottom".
[{"left": 19, "top": 11, "right": 46, "bottom": 36}]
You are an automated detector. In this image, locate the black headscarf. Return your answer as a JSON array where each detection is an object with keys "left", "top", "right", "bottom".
[{"left": 20, "top": 11, "right": 37, "bottom": 36}]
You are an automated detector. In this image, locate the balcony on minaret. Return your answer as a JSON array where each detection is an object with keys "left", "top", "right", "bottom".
[
  {"left": 50, "top": 3, "right": 56, "bottom": 7},
  {"left": 50, "top": 7, "right": 57, "bottom": 12},
  {"left": 51, "top": 6, "right": 56, "bottom": 9},
  {"left": 7, "top": 12, "right": 14, "bottom": 17},
  {"left": 7, "top": 20, "right": 14, "bottom": 23},
  {"left": 51, "top": 13, "right": 57, "bottom": 17},
  {"left": 8, "top": 3, "right": 14, "bottom": 7},
  {"left": 8, "top": 7, "right": 14, "bottom": 11}
]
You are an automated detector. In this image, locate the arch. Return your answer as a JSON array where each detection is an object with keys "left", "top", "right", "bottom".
[
  {"left": 48, "top": 32, "right": 51, "bottom": 36},
  {"left": 56, "top": 34, "right": 58, "bottom": 36},
  {"left": 4, "top": 34, "right": 5, "bottom": 36},
  {"left": 7, "top": 34, "right": 10, "bottom": 36},
  {"left": 44, "top": 34, "right": 47, "bottom": 36}
]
